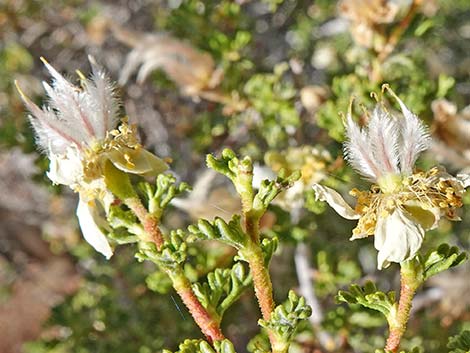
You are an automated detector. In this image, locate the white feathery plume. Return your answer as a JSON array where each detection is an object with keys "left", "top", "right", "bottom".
[
  {"left": 86, "top": 55, "right": 119, "bottom": 136},
  {"left": 16, "top": 83, "right": 82, "bottom": 154},
  {"left": 367, "top": 105, "right": 400, "bottom": 175},
  {"left": 384, "top": 86, "right": 430, "bottom": 174},
  {"left": 343, "top": 110, "right": 382, "bottom": 181}
]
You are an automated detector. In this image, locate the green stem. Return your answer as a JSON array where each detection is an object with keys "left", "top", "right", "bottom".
[
  {"left": 385, "top": 261, "right": 421, "bottom": 352},
  {"left": 168, "top": 268, "right": 225, "bottom": 343}
]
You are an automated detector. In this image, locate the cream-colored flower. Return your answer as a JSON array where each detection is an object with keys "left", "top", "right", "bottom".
[
  {"left": 264, "top": 146, "right": 332, "bottom": 212},
  {"left": 17, "top": 57, "right": 167, "bottom": 258},
  {"left": 313, "top": 87, "right": 468, "bottom": 269}
]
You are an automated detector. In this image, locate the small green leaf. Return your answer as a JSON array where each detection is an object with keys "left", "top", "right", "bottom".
[
  {"left": 138, "top": 173, "right": 190, "bottom": 218},
  {"left": 137, "top": 229, "right": 188, "bottom": 269},
  {"left": 192, "top": 261, "right": 251, "bottom": 318},
  {"left": 258, "top": 290, "right": 311, "bottom": 348},
  {"left": 260, "top": 237, "right": 279, "bottom": 265},
  {"left": 423, "top": 244, "right": 468, "bottom": 280},
  {"left": 448, "top": 330, "right": 470, "bottom": 353},
  {"left": 188, "top": 215, "right": 248, "bottom": 249},
  {"left": 165, "top": 339, "right": 237, "bottom": 353},
  {"left": 336, "top": 281, "right": 397, "bottom": 321},
  {"left": 207, "top": 150, "right": 254, "bottom": 210},
  {"left": 252, "top": 169, "right": 301, "bottom": 216}
]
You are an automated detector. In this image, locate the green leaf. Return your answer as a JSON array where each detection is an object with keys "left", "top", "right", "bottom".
[
  {"left": 260, "top": 237, "right": 279, "bottom": 266},
  {"left": 106, "top": 205, "right": 145, "bottom": 243},
  {"left": 139, "top": 173, "right": 190, "bottom": 218},
  {"left": 258, "top": 290, "right": 312, "bottom": 348},
  {"left": 188, "top": 215, "right": 248, "bottom": 249},
  {"left": 207, "top": 149, "right": 254, "bottom": 209},
  {"left": 164, "top": 339, "right": 237, "bottom": 353},
  {"left": 252, "top": 169, "right": 301, "bottom": 216},
  {"left": 137, "top": 230, "right": 187, "bottom": 269},
  {"left": 448, "top": 330, "right": 470, "bottom": 353},
  {"left": 192, "top": 262, "right": 251, "bottom": 318},
  {"left": 337, "top": 281, "right": 396, "bottom": 321},
  {"left": 423, "top": 244, "right": 468, "bottom": 280}
]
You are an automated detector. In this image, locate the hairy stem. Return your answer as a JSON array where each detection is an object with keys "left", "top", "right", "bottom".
[
  {"left": 244, "top": 244, "right": 275, "bottom": 320},
  {"left": 126, "top": 196, "right": 224, "bottom": 343},
  {"left": 169, "top": 268, "right": 225, "bottom": 343},
  {"left": 385, "top": 263, "right": 421, "bottom": 352},
  {"left": 124, "top": 196, "right": 164, "bottom": 250},
  {"left": 242, "top": 213, "right": 282, "bottom": 353}
]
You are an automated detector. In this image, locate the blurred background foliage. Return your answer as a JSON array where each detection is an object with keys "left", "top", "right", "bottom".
[{"left": 0, "top": 0, "right": 469, "bottom": 353}]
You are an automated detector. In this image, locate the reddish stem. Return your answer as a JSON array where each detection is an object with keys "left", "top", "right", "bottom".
[
  {"left": 124, "top": 197, "right": 164, "bottom": 250},
  {"left": 385, "top": 274, "right": 418, "bottom": 352},
  {"left": 245, "top": 245, "right": 275, "bottom": 320},
  {"left": 125, "top": 196, "right": 224, "bottom": 342},
  {"left": 170, "top": 270, "right": 225, "bottom": 343}
]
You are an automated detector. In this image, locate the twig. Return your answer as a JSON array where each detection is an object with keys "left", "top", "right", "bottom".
[{"left": 378, "top": 0, "right": 424, "bottom": 62}]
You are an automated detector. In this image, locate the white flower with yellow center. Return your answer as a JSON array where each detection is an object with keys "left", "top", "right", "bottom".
[
  {"left": 313, "top": 87, "right": 469, "bottom": 269},
  {"left": 17, "top": 57, "right": 167, "bottom": 258}
]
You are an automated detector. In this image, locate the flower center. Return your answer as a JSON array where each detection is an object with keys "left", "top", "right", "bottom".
[{"left": 377, "top": 173, "right": 402, "bottom": 194}]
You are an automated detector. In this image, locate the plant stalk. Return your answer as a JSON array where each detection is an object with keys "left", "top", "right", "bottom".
[
  {"left": 126, "top": 196, "right": 225, "bottom": 343},
  {"left": 124, "top": 196, "right": 164, "bottom": 250},
  {"left": 385, "top": 263, "right": 421, "bottom": 352},
  {"left": 244, "top": 244, "right": 275, "bottom": 320},
  {"left": 169, "top": 268, "right": 225, "bottom": 343},
  {"left": 242, "top": 212, "right": 283, "bottom": 353},
  {"left": 378, "top": 0, "right": 423, "bottom": 62}
]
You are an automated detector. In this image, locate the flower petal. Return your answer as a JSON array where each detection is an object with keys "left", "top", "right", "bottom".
[
  {"left": 374, "top": 208, "right": 424, "bottom": 270},
  {"left": 108, "top": 148, "right": 168, "bottom": 177},
  {"left": 47, "top": 147, "right": 83, "bottom": 186},
  {"left": 457, "top": 173, "right": 470, "bottom": 189},
  {"left": 403, "top": 200, "right": 440, "bottom": 230},
  {"left": 76, "top": 198, "right": 113, "bottom": 259},
  {"left": 312, "top": 184, "right": 360, "bottom": 220}
]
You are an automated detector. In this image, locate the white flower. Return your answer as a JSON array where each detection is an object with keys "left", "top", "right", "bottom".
[
  {"left": 313, "top": 87, "right": 468, "bottom": 269},
  {"left": 17, "top": 57, "right": 167, "bottom": 258}
]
